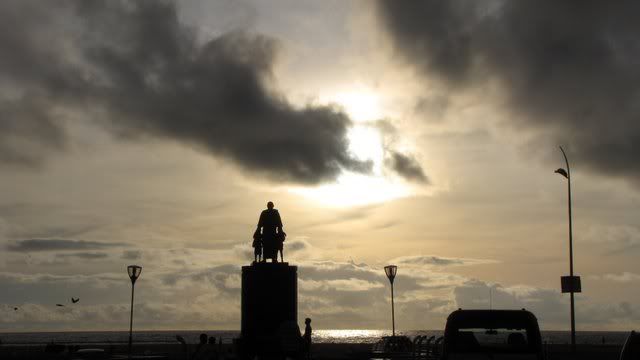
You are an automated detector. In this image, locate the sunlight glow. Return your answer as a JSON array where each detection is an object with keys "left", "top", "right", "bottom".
[
  {"left": 289, "top": 89, "right": 415, "bottom": 207},
  {"left": 291, "top": 172, "right": 410, "bottom": 207},
  {"left": 347, "top": 126, "right": 384, "bottom": 172},
  {"left": 332, "top": 91, "right": 382, "bottom": 123},
  {"left": 313, "top": 329, "right": 387, "bottom": 343}
]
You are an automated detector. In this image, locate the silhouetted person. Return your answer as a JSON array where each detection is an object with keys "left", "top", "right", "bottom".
[
  {"left": 255, "top": 201, "right": 285, "bottom": 263},
  {"left": 205, "top": 337, "right": 218, "bottom": 360},
  {"left": 193, "top": 333, "right": 207, "bottom": 360},
  {"left": 303, "top": 318, "right": 312, "bottom": 360}
]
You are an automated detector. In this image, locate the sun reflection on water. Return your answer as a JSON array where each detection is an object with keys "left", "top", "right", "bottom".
[{"left": 312, "top": 329, "right": 388, "bottom": 344}]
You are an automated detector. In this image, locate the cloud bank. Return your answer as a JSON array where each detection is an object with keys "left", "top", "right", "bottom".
[
  {"left": 7, "top": 239, "right": 127, "bottom": 252},
  {"left": 376, "top": 0, "right": 640, "bottom": 185},
  {"left": 0, "top": 0, "right": 377, "bottom": 184},
  {"left": 0, "top": 250, "right": 638, "bottom": 331}
]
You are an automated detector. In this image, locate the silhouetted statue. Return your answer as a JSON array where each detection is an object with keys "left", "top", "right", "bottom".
[
  {"left": 254, "top": 201, "right": 286, "bottom": 263},
  {"left": 252, "top": 232, "right": 262, "bottom": 263},
  {"left": 277, "top": 229, "right": 287, "bottom": 262}
]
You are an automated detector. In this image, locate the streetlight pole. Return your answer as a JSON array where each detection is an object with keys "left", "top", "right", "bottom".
[
  {"left": 556, "top": 146, "right": 579, "bottom": 354},
  {"left": 384, "top": 265, "right": 397, "bottom": 337},
  {"left": 127, "top": 265, "right": 142, "bottom": 359}
]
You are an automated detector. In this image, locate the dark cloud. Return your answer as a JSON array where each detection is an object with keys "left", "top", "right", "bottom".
[
  {"left": 287, "top": 239, "right": 310, "bottom": 253},
  {"left": 56, "top": 252, "right": 109, "bottom": 260},
  {"left": 371, "top": 120, "right": 429, "bottom": 184},
  {"left": 385, "top": 151, "right": 429, "bottom": 183},
  {"left": 122, "top": 250, "right": 142, "bottom": 260},
  {"left": 392, "top": 255, "right": 495, "bottom": 267},
  {"left": 376, "top": 0, "right": 640, "bottom": 184},
  {"left": 0, "top": 0, "right": 372, "bottom": 184},
  {"left": 300, "top": 204, "right": 380, "bottom": 229},
  {"left": 0, "top": 104, "right": 66, "bottom": 167},
  {"left": 372, "top": 220, "right": 398, "bottom": 230},
  {"left": 395, "top": 255, "right": 463, "bottom": 267},
  {"left": 7, "top": 239, "right": 127, "bottom": 252},
  {"left": 413, "top": 96, "right": 449, "bottom": 121}
]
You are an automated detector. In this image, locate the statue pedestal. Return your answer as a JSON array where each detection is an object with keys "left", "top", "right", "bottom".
[{"left": 240, "top": 262, "right": 298, "bottom": 355}]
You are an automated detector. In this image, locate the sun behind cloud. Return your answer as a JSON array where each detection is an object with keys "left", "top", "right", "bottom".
[{"left": 290, "top": 89, "right": 415, "bottom": 207}]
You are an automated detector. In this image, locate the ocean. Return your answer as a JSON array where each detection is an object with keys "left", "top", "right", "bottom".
[{"left": 0, "top": 330, "right": 630, "bottom": 346}]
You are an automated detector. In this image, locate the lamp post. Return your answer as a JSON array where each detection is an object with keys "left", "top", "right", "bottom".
[
  {"left": 555, "top": 146, "right": 580, "bottom": 354},
  {"left": 384, "top": 265, "right": 398, "bottom": 337},
  {"left": 127, "top": 265, "right": 142, "bottom": 358}
]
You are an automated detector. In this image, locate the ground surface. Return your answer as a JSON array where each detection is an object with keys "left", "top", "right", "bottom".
[{"left": 0, "top": 343, "right": 623, "bottom": 360}]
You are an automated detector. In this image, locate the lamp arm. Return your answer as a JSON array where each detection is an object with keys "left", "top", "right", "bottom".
[{"left": 559, "top": 146, "right": 570, "bottom": 179}]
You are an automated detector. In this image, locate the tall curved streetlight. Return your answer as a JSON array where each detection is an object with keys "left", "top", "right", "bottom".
[
  {"left": 127, "top": 265, "right": 142, "bottom": 358},
  {"left": 384, "top": 265, "right": 398, "bottom": 336},
  {"left": 555, "top": 146, "right": 580, "bottom": 354}
]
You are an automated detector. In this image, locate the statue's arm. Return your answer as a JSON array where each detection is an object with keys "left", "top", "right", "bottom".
[{"left": 256, "top": 212, "right": 264, "bottom": 231}]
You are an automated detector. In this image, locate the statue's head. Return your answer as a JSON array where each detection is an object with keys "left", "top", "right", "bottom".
[{"left": 267, "top": 201, "right": 274, "bottom": 209}]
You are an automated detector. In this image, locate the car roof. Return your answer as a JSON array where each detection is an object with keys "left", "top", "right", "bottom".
[{"left": 446, "top": 309, "right": 539, "bottom": 330}]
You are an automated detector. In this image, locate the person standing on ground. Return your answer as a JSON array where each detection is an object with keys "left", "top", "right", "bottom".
[
  {"left": 206, "top": 337, "right": 218, "bottom": 360},
  {"left": 192, "top": 333, "right": 208, "bottom": 360},
  {"left": 303, "top": 318, "right": 312, "bottom": 360},
  {"left": 255, "top": 201, "right": 285, "bottom": 262}
]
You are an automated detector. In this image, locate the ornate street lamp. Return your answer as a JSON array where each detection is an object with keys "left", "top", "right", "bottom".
[
  {"left": 555, "top": 146, "right": 580, "bottom": 354},
  {"left": 384, "top": 265, "right": 398, "bottom": 336},
  {"left": 127, "top": 265, "right": 142, "bottom": 358}
]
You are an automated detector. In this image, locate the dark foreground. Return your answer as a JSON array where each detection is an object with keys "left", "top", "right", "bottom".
[{"left": 0, "top": 342, "right": 625, "bottom": 360}]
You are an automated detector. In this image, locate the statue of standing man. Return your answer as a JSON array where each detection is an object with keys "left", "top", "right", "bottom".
[{"left": 254, "top": 201, "right": 286, "bottom": 263}]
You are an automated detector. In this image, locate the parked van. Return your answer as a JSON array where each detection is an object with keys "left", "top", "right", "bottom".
[{"left": 442, "top": 309, "right": 544, "bottom": 360}]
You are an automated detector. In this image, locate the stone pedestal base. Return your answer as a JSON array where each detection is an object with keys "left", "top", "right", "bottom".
[{"left": 240, "top": 262, "right": 298, "bottom": 355}]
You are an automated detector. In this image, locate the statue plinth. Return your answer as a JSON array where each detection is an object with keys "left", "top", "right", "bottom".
[{"left": 241, "top": 262, "right": 298, "bottom": 351}]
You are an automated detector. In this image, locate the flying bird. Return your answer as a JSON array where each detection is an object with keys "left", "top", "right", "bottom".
[
  {"left": 555, "top": 168, "right": 568, "bottom": 179},
  {"left": 56, "top": 304, "right": 65, "bottom": 307},
  {"left": 14, "top": 307, "right": 18, "bottom": 311},
  {"left": 71, "top": 298, "right": 79, "bottom": 303}
]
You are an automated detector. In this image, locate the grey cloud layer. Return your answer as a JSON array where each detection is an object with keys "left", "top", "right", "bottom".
[
  {"left": 454, "top": 279, "right": 640, "bottom": 328},
  {"left": 376, "top": 0, "right": 640, "bottom": 184},
  {"left": 391, "top": 255, "right": 496, "bottom": 267},
  {"left": 7, "top": 239, "right": 127, "bottom": 252},
  {"left": 1, "top": 255, "right": 638, "bottom": 330},
  {"left": 385, "top": 151, "right": 429, "bottom": 184},
  {"left": 0, "top": 0, "right": 374, "bottom": 184}
]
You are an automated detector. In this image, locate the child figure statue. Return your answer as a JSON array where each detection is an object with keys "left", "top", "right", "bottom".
[{"left": 252, "top": 231, "right": 262, "bottom": 263}]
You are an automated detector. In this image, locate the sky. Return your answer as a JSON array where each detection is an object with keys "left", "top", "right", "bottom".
[{"left": 1, "top": 0, "right": 639, "bottom": 332}]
